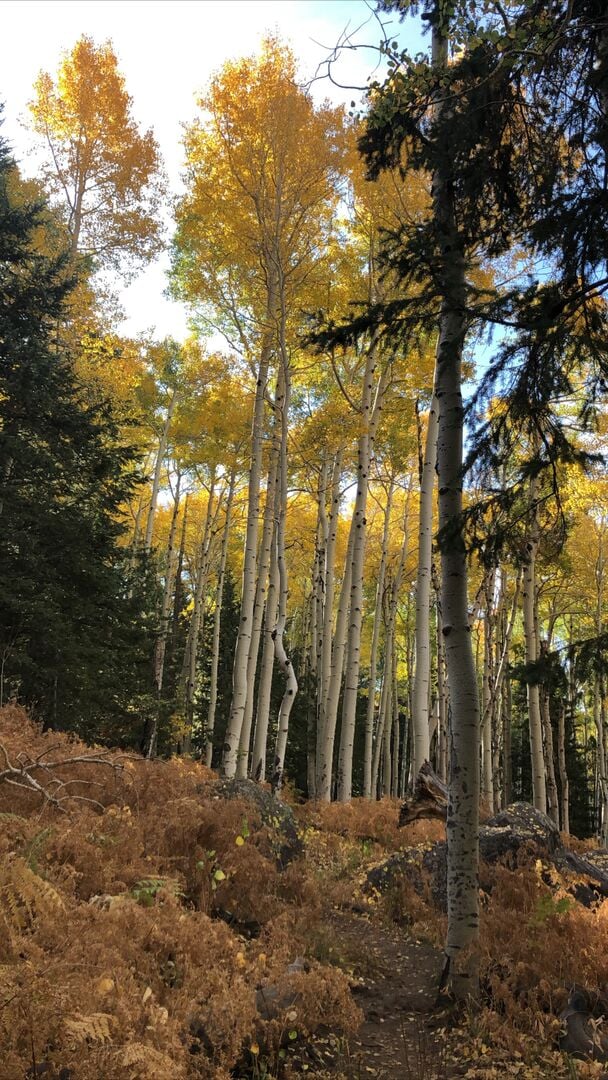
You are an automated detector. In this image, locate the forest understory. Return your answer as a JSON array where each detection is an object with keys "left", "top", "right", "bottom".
[{"left": 2, "top": 705, "right": 608, "bottom": 1080}]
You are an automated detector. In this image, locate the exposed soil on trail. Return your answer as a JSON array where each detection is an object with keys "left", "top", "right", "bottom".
[{"left": 331, "top": 910, "right": 453, "bottom": 1079}]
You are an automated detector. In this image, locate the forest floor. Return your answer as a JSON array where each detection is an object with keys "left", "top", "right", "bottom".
[
  {"left": 0, "top": 707, "right": 607, "bottom": 1080},
  {"left": 330, "top": 909, "right": 450, "bottom": 1079}
]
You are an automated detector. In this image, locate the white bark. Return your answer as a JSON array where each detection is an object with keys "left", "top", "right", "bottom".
[
  {"left": 432, "top": 14, "right": 480, "bottom": 1000},
  {"left": 144, "top": 391, "right": 177, "bottom": 553},
  {"left": 206, "top": 469, "right": 236, "bottom": 768},
  {"left": 316, "top": 523, "right": 355, "bottom": 801},
  {"left": 412, "top": 393, "right": 439, "bottom": 778},
  {"left": 236, "top": 451, "right": 279, "bottom": 778},
  {"left": 522, "top": 479, "right": 547, "bottom": 813},
  {"left": 222, "top": 312, "right": 274, "bottom": 777},
  {"left": 179, "top": 473, "right": 217, "bottom": 752},
  {"left": 271, "top": 367, "right": 298, "bottom": 790},
  {"left": 337, "top": 355, "right": 390, "bottom": 801},
  {"left": 251, "top": 532, "right": 279, "bottom": 783},
  {"left": 364, "top": 478, "right": 395, "bottom": 798}
]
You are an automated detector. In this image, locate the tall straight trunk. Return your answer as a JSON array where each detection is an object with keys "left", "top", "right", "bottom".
[
  {"left": 237, "top": 450, "right": 279, "bottom": 778},
  {"left": 179, "top": 474, "right": 217, "bottom": 752},
  {"left": 541, "top": 687, "right": 559, "bottom": 825},
  {"left": 372, "top": 622, "right": 393, "bottom": 797},
  {"left": 338, "top": 356, "right": 390, "bottom": 801},
  {"left": 206, "top": 468, "right": 236, "bottom": 768},
  {"left": 222, "top": 309, "right": 275, "bottom": 777},
  {"left": 144, "top": 392, "right": 177, "bottom": 553},
  {"left": 154, "top": 474, "right": 182, "bottom": 696},
  {"left": 558, "top": 703, "right": 570, "bottom": 835},
  {"left": 319, "top": 453, "right": 343, "bottom": 709},
  {"left": 432, "top": 13, "right": 480, "bottom": 1001},
  {"left": 391, "top": 642, "right": 400, "bottom": 797},
  {"left": 315, "top": 452, "right": 343, "bottom": 797},
  {"left": 412, "top": 393, "right": 439, "bottom": 779},
  {"left": 600, "top": 687, "right": 608, "bottom": 846},
  {"left": 251, "top": 532, "right": 279, "bottom": 783},
  {"left": 146, "top": 475, "right": 182, "bottom": 759},
  {"left": 307, "top": 460, "right": 330, "bottom": 797},
  {"left": 316, "top": 524, "right": 355, "bottom": 801},
  {"left": 272, "top": 367, "right": 298, "bottom": 790},
  {"left": 503, "top": 674, "right": 513, "bottom": 808},
  {"left": 436, "top": 599, "right": 449, "bottom": 783},
  {"left": 481, "top": 569, "right": 496, "bottom": 812},
  {"left": 364, "top": 478, "right": 395, "bottom": 798},
  {"left": 312, "top": 460, "right": 330, "bottom": 684},
  {"left": 371, "top": 498, "right": 411, "bottom": 795},
  {"left": 595, "top": 537, "right": 608, "bottom": 843},
  {"left": 522, "top": 479, "right": 547, "bottom": 813}
]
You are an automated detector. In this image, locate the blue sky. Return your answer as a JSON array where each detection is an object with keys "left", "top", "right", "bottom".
[{"left": 0, "top": 0, "right": 427, "bottom": 339}]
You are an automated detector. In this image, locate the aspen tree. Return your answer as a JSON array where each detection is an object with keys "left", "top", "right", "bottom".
[
  {"left": 206, "top": 469, "right": 236, "bottom": 768},
  {"left": 29, "top": 36, "right": 163, "bottom": 274},
  {"left": 411, "top": 394, "right": 439, "bottom": 779}
]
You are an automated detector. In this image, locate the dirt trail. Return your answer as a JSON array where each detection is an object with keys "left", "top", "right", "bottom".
[{"left": 331, "top": 910, "right": 451, "bottom": 1079}]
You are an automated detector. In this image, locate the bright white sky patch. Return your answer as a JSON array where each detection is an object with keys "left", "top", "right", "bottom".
[{"left": 0, "top": 0, "right": 424, "bottom": 340}]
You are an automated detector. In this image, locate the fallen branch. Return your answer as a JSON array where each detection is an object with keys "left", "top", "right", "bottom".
[{"left": 0, "top": 739, "right": 124, "bottom": 812}]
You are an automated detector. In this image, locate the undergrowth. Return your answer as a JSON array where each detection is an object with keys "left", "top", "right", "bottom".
[
  {"left": 0, "top": 707, "right": 360, "bottom": 1079},
  {"left": 3, "top": 705, "right": 608, "bottom": 1079}
]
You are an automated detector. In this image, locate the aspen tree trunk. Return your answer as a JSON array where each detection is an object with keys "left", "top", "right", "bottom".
[
  {"left": 315, "top": 452, "right": 343, "bottom": 797},
  {"left": 382, "top": 665, "right": 394, "bottom": 798},
  {"left": 391, "top": 644, "right": 400, "bottom": 797},
  {"left": 206, "top": 468, "right": 236, "bottom": 768},
  {"left": 338, "top": 356, "right": 390, "bottom": 801},
  {"left": 595, "top": 537, "right": 608, "bottom": 842},
  {"left": 364, "top": 478, "right": 395, "bottom": 798},
  {"left": 271, "top": 367, "right": 298, "bottom": 790},
  {"left": 222, "top": 310, "right": 275, "bottom": 777},
  {"left": 153, "top": 474, "right": 182, "bottom": 696},
  {"left": 372, "top": 623, "right": 393, "bottom": 797},
  {"left": 320, "top": 453, "right": 343, "bottom": 707},
  {"left": 522, "top": 479, "right": 547, "bottom": 813},
  {"left": 541, "top": 687, "right": 559, "bottom": 825},
  {"left": 316, "top": 524, "right": 355, "bottom": 801},
  {"left": 307, "top": 460, "right": 330, "bottom": 796},
  {"left": 600, "top": 687, "right": 608, "bottom": 846},
  {"left": 311, "top": 461, "right": 330, "bottom": 685},
  {"left": 503, "top": 675, "right": 513, "bottom": 808},
  {"left": 251, "top": 533, "right": 279, "bottom": 783},
  {"left": 236, "top": 451, "right": 279, "bottom": 778},
  {"left": 180, "top": 474, "right": 217, "bottom": 752},
  {"left": 372, "top": 496, "right": 411, "bottom": 795},
  {"left": 146, "top": 476, "right": 182, "bottom": 758},
  {"left": 412, "top": 393, "right": 439, "bottom": 779},
  {"left": 558, "top": 703, "right": 570, "bottom": 835},
  {"left": 431, "top": 9, "right": 480, "bottom": 999},
  {"left": 436, "top": 598, "right": 449, "bottom": 782},
  {"left": 481, "top": 569, "right": 496, "bottom": 811},
  {"left": 144, "top": 391, "right": 177, "bottom": 553},
  {"left": 490, "top": 569, "right": 521, "bottom": 805}
]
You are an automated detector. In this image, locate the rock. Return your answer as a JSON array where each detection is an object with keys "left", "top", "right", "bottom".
[
  {"left": 206, "top": 777, "right": 303, "bottom": 868},
  {"left": 255, "top": 957, "right": 309, "bottom": 1020},
  {"left": 367, "top": 803, "right": 565, "bottom": 912},
  {"left": 559, "top": 986, "right": 608, "bottom": 1061},
  {"left": 485, "top": 802, "right": 560, "bottom": 855}
]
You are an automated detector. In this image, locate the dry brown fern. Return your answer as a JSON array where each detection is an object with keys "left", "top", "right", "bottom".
[
  {"left": 117, "top": 1041, "right": 186, "bottom": 1078},
  {"left": 63, "top": 1011, "right": 114, "bottom": 1044},
  {"left": 0, "top": 854, "right": 64, "bottom": 938}
]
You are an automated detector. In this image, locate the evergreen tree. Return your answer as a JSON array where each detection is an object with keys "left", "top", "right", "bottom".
[{"left": 0, "top": 127, "right": 157, "bottom": 741}]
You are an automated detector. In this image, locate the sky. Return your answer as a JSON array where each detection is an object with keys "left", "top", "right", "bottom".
[{"left": 0, "top": 0, "right": 426, "bottom": 341}]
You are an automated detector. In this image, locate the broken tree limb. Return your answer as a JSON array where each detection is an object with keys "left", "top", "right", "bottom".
[{"left": 398, "top": 762, "right": 448, "bottom": 826}]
